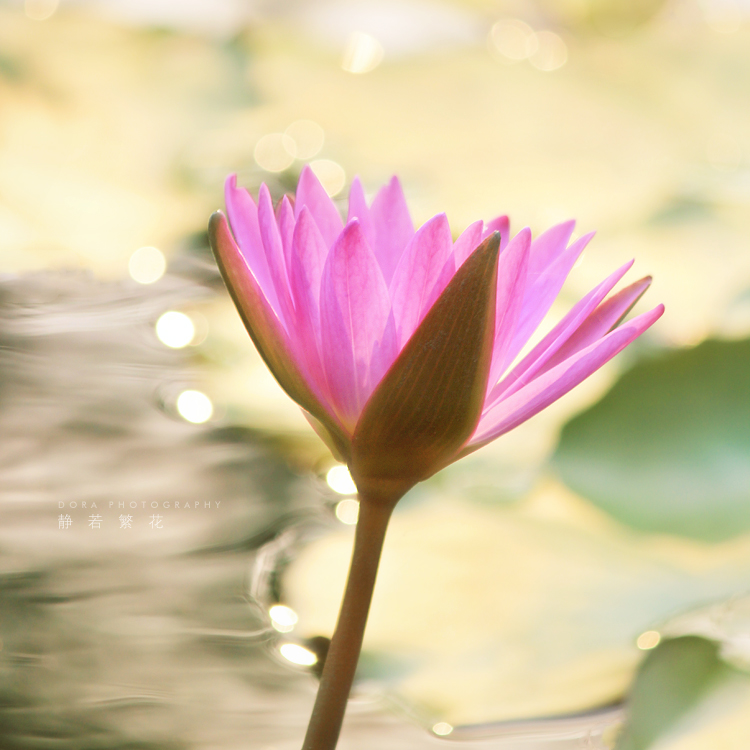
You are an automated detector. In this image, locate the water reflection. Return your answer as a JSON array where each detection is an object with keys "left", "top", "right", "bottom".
[
  {"left": 0, "top": 270, "right": 629, "bottom": 748},
  {"left": 0, "top": 271, "right": 319, "bottom": 748},
  {"left": 270, "top": 605, "right": 299, "bottom": 633},
  {"left": 128, "top": 246, "right": 167, "bottom": 285},
  {"left": 156, "top": 311, "right": 196, "bottom": 349}
]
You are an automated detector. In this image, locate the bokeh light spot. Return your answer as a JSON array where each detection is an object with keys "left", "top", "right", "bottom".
[
  {"left": 529, "top": 31, "right": 568, "bottom": 72},
  {"left": 156, "top": 311, "right": 195, "bottom": 349},
  {"left": 489, "top": 19, "right": 537, "bottom": 62},
  {"left": 25, "top": 0, "right": 58, "bottom": 21},
  {"left": 326, "top": 465, "right": 357, "bottom": 495},
  {"left": 129, "top": 246, "right": 166, "bottom": 285},
  {"left": 636, "top": 630, "right": 661, "bottom": 650},
  {"left": 335, "top": 499, "right": 360, "bottom": 525},
  {"left": 310, "top": 159, "right": 346, "bottom": 197},
  {"left": 285, "top": 120, "right": 325, "bottom": 160},
  {"left": 341, "top": 31, "right": 384, "bottom": 74},
  {"left": 254, "top": 133, "right": 296, "bottom": 173},
  {"left": 269, "top": 605, "right": 299, "bottom": 633},
  {"left": 280, "top": 643, "right": 317, "bottom": 666},
  {"left": 433, "top": 722, "right": 453, "bottom": 736},
  {"left": 176, "top": 390, "right": 213, "bottom": 424}
]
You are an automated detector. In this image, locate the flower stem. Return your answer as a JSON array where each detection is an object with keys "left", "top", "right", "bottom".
[{"left": 301, "top": 496, "right": 394, "bottom": 750}]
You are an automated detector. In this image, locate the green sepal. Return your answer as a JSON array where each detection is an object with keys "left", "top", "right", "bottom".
[{"left": 350, "top": 232, "right": 500, "bottom": 505}]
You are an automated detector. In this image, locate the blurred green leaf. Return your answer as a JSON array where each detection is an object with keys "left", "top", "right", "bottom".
[
  {"left": 552, "top": 338, "right": 750, "bottom": 541},
  {"left": 616, "top": 636, "right": 727, "bottom": 750}
]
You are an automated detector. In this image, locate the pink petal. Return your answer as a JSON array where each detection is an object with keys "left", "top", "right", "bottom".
[
  {"left": 290, "top": 207, "right": 328, "bottom": 310},
  {"left": 389, "top": 213, "right": 454, "bottom": 347},
  {"left": 347, "top": 177, "right": 377, "bottom": 252},
  {"left": 497, "top": 231, "right": 595, "bottom": 377},
  {"left": 422, "top": 253, "right": 457, "bottom": 316},
  {"left": 209, "top": 212, "right": 350, "bottom": 456},
  {"left": 487, "top": 259, "right": 634, "bottom": 406},
  {"left": 276, "top": 195, "right": 296, "bottom": 273},
  {"left": 258, "top": 184, "right": 294, "bottom": 328},
  {"left": 370, "top": 176, "right": 415, "bottom": 285},
  {"left": 295, "top": 165, "right": 343, "bottom": 248},
  {"left": 487, "top": 227, "right": 531, "bottom": 389},
  {"left": 453, "top": 220, "right": 484, "bottom": 269},
  {"left": 539, "top": 276, "right": 653, "bottom": 374},
  {"left": 481, "top": 215, "right": 510, "bottom": 252},
  {"left": 424, "top": 218, "right": 508, "bottom": 334},
  {"left": 289, "top": 207, "right": 330, "bottom": 397},
  {"left": 224, "top": 175, "right": 275, "bottom": 308},
  {"left": 528, "top": 220, "right": 576, "bottom": 279},
  {"left": 468, "top": 304, "right": 665, "bottom": 449},
  {"left": 320, "top": 220, "right": 397, "bottom": 429}
]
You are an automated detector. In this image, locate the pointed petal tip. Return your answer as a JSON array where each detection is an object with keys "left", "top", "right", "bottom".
[
  {"left": 581, "top": 230, "right": 597, "bottom": 245},
  {"left": 328, "top": 216, "right": 366, "bottom": 255},
  {"left": 225, "top": 173, "right": 238, "bottom": 190},
  {"left": 483, "top": 215, "right": 510, "bottom": 238},
  {"left": 298, "top": 163, "right": 326, "bottom": 190},
  {"left": 343, "top": 216, "right": 362, "bottom": 232},
  {"left": 208, "top": 209, "right": 227, "bottom": 236},
  {"left": 296, "top": 164, "right": 323, "bottom": 196},
  {"left": 568, "top": 230, "right": 596, "bottom": 254},
  {"left": 630, "top": 302, "right": 665, "bottom": 331},
  {"left": 208, "top": 211, "right": 241, "bottom": 263},
  {"left": 377, "top": 175, "right": 406, "bottom": 203},
  {"left": 348, "top": 175, "right": 364, "bottom": 197},
  {"left": 423, "top": 211, "right": 449, "bottom": 229},
  {"left": 517, "top": 226, "right": 532, "bottom": 245},
  {"left": 472, "top": 228, "right": 502, "bottom": 259},
  {"left": 617, "top": 271, "right": 653, "bottom": 295},
  {"left": 297, "top": 203, "right": 312, "bottom": 222},
  {"left": 601, "top": 258, "right": 636, "bottom": 285}
]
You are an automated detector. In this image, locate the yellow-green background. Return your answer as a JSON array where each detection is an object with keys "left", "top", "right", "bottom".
[{"left": 2, "top": 1, "right": 750, "bottom": 747}]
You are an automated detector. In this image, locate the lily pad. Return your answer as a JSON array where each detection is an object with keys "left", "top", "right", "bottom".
[
  {"left": 616, "top": 636, "right": 728, "bottom": 750},
  {"left": 553, "top": 338, "right": 750, "bottom": 541}
]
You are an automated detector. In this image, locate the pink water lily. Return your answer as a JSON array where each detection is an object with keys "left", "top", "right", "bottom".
[
  {"left": 210, "top": 166, "right": 663, "bottom": 496},
  {"left": 208, "top": 165, "right": 663, "bottom": 750}
]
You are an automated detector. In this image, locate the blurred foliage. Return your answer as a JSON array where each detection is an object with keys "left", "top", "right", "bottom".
[
  {"left": 285, "top": 478, "right": 750, "bottom": 727},
  {"left": 553, "top": 338, "right": 750, "bottom": 541},
  {"left": 616, "top": 636, "right": 729, "bottom": 750}
]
